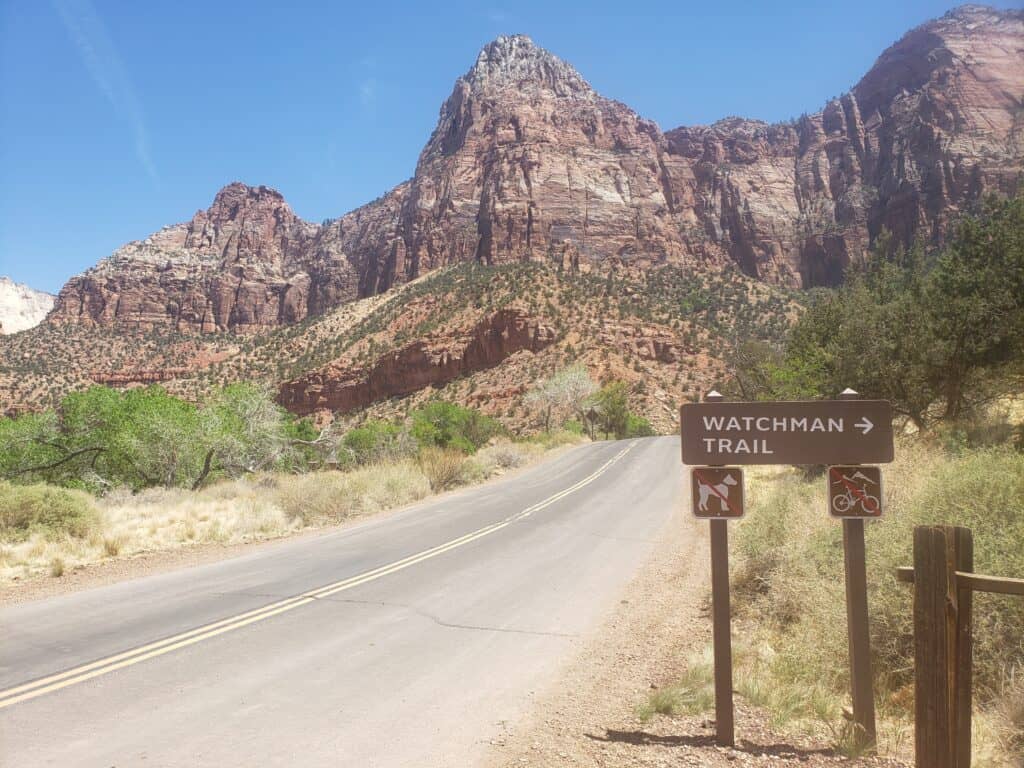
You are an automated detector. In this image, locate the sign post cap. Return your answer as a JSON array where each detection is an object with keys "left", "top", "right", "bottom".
[
  {"left": 705, "top": 390, "right": 724, "bottom": 402},
  {"left": 839, "top": 388, "right": 860, "bottom": 400}
]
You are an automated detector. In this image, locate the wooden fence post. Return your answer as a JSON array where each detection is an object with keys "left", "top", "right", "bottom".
[
  {"left": 913, "top": 525, "right": 973, "bottom": 768},
  {"left": 953, "top": 528, "right": 973, "bottom": 768}
]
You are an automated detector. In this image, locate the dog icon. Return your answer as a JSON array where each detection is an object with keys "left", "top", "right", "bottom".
[{"left": 697, "top": 473, "right": 737, "bottom": 513}]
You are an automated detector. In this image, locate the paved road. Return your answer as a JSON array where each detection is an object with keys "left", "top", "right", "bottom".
[{"left": 1, "top": 437, "right": 684, "bottom": 767}]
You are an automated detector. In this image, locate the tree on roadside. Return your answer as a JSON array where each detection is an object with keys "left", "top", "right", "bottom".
[
  {"left": 0, "top": 384, "right": 303, "bottom": 491},
  {"left": 409, "top": 401, "right": 502, "bottom": 454},
  {"left": 193, "top": 383, "right": 294, "bottom": 488},
  {"left": 524, "top": 365, "right": 597, "bottom": 431},
  {"left": 588, "top": 381, "right": 630, "bottom": 440},
  {"left": 727, "top": 193, "right": 1024, "bottom": 429}
]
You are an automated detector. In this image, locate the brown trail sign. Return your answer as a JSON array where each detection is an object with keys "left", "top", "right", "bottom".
[
  {"left": 680, "top": 399, "right": 894, "bottom": 465},
  {"left": 682, "top": 391, "right": 895, "bottom": 752}
]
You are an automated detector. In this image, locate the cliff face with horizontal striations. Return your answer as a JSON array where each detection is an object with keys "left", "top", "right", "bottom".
[
  {"left": 48, "top": 5, "right": 1024, "bottom": 335},
  {"left": 663, "top": 4, "right": 1024, "bottom": 285},
  {"left": 50, "top": 183, "right": 361, "bottom": 332},
  {"left": 278, "top": 308, "right": 556, "bottom": 415}
]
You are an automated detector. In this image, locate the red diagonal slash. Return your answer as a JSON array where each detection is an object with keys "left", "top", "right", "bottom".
[
  {"left": 830, "top": 467, "right": 879, "bottom": 514},
  {"left": 693, "top": 468, "right": 739, "bottom": 516}
]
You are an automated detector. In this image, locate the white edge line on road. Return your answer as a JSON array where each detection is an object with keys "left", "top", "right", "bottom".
[{"left": 0, "top": 441, "right": 637, "bottom": 709}]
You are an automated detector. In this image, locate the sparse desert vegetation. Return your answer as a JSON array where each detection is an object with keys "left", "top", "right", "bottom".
[
  {"left": 0, "top": 258, "right": 800, "bottom": 435},
  {"left": 728, "top": 442, "right": 1023, "bottom": 764},
  {"left": 0, "top": 434, "right": 581, "bottom": 584},
  {"left": 0, "top": 380, "right": 596, "bottom": 584},
  {"left": 637, "top": 197, "right": 1024, "bottom": 764},
  {"left": 634, "top": 440, "right": 1023, "bottom": 764}
]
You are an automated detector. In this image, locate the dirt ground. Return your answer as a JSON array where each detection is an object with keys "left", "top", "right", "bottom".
[{"left": 484, "top": 506, "right": 910, "bottom": 768}]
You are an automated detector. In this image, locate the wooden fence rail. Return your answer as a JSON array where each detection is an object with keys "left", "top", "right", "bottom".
[{"left": 897, "top": 525, "right": 1024, "bottom": 768}]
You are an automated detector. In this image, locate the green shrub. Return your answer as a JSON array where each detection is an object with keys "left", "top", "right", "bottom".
[
  {"left": 341, "top": 420, "right": 411, "bottom": 465},
  {"left": 625, "top": 413, "right": 656, "bottom": 437},
  {"left": 410, "top": 401, "right": 502, "bottom": 454},
  {"left": 0, "top": 481, "right": 98, "bottom": 541},
  {"left": 563, "top": 419, "right": 584, "bottom": 435}
]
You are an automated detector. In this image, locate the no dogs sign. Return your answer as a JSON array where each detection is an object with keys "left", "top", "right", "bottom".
[{"left": 691, "top": 467, "right": 745, "bottom": 519}]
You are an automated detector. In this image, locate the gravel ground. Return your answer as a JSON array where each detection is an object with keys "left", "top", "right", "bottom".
[{"left": 484, "top": 505, "right": 910, "bottom": 768}]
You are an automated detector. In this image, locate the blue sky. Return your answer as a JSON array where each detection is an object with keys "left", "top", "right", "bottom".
[{"left": 1, "top": 0, "right": 1016, "bottom": 293}]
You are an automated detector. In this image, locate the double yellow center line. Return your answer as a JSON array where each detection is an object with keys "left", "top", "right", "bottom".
[{"left": 0, "top": 441, "right": 636, "bottom": 710}]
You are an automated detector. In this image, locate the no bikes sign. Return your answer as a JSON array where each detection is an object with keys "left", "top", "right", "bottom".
[{"left": 828, "top": 466, "right": 882, "bottom": 518}]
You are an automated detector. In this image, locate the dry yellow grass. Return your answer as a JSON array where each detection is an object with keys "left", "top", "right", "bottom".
[
  {"left": 722, "top": 441, "right": 1024, "bottom": 764},
  {"left": 0, "top": 437, "right": 581, "bottom": 583}
]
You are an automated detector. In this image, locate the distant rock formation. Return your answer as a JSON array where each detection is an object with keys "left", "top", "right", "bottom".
[
  {"left": 278, "top": 308, "right": 556, "bottom": 415},
  {"left": 49, "top": 6, "right": 1024, "bottom": 333},
  {"left": 0, "top": 277, "right": 54, "bottom": 334},
  {"left": 50, "top": 183, "right": 359, "bottom": 332}
]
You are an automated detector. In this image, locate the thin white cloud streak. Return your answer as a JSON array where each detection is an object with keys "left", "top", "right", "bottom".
[
  {"left": 52, "top": 0, "right": 158, "bottom": 182},
  {"left": 359, "top": 78, "right": 377, "bottom": 107}
]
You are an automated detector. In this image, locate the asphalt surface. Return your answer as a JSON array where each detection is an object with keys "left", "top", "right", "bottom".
[{"left": 0, "top": 437, "right": 684, "bottom": 767}]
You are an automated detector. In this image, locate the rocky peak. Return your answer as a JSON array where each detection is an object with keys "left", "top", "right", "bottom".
[
  {"left": 853, "top": 4, "right": 1024, "bottom": 119},
  {"left": 43, "top": 7, "right": 1024, "bottom": 338},
  {"left": 203, "top": 182, "right": 291, "bottom": 227},
  {"left": 942, "top": 3, "right": 1017, "bottom": 24},
  {"left": 426, "top": 35, "right": 598, "bottom": 156},
  {"left": 461, "top": 34, "right": 593, "bottom": 98},
  {"left": 182, "top": 182, "right": 314, "bottom": 266}
]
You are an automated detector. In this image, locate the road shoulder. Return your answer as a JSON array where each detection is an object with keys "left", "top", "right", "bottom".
[
  {"left": 484, "top": 504, "right": 909, "bottom": 767},
  {"left": 0, "top": 441, "right": 587, "bottom": 606}
]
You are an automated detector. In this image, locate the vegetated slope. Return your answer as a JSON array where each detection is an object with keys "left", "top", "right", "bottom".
[
  {"left": 46, "top": 6, "right": 1024, "bottom": 335},
  {"left": 0, "top": 262, "right": 798, "bottom": 432},
  {"left": 0, "top": 278, "right": 54, "bottom": 334}
]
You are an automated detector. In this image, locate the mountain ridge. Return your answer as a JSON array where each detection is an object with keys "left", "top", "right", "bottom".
[{"left": 48, "top": 5, "right": 1024, "bottom": 334}]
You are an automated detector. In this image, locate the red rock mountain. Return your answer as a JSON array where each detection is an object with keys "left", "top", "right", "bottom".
[
  {"left": 49, "top": 5, "right": 1024, "bottom": 332},
  {"left": 279, "top": 308, "right": 556, "bottom": 415}
]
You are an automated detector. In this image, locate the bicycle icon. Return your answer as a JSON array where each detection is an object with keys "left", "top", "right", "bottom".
[{"left": 829, "top": 467, "right": 883, "bottom": 517}]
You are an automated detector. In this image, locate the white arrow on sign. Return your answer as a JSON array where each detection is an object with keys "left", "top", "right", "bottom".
[{"left": 855, "top": 417, "right": 874, "bottom": 435}]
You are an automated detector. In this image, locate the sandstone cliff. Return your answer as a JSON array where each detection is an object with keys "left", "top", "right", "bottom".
[
  {"left": 48, "top": 6, "right": 1024, "bottom": 333},
  {"left": 342, "top": 5, "right": 1023, "bottom": 290},
  {"left": 51, "top": 183, "right": 360, "bottom": 332},
  {"left": 279, "top": 308, "right": 556, "bottom": 415}
]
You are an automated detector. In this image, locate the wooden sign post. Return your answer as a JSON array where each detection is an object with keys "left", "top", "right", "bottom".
[
  {"left": 836, "top": 389, "right": 877, "bottom": 750},
  {"left": 696, "top": 391, "right": 737, "bottom": 747},
  {"left": 681, "top": 389, "right": 893, "bottom": 751},
  {"left": 709, "top": 516, "right": 734, "bottom": 746}
]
